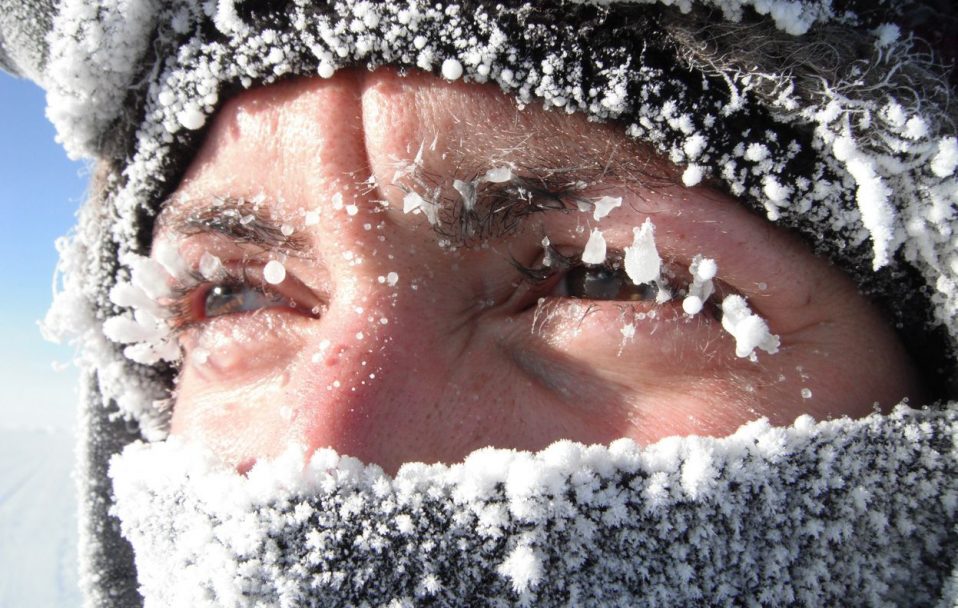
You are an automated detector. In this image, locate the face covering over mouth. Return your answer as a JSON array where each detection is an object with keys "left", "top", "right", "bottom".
[
  {"left": 112, "top": 408, "right": 958, "bottom": 607},
  {"left": 3, "top": 0, "right": 958, "bottom": 606}
]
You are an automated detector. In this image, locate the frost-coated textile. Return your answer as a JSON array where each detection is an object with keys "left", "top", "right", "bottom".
[
  {"left": 112, "top": 408, "right": 958, "bottom": 607},
  {"left": 2, "top": 0, "right": 958, "bottom": 606}
]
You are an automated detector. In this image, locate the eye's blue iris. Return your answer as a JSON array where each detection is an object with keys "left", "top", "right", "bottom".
[{"left": 203, "top": 284, "right": 286, "bottom": 318}]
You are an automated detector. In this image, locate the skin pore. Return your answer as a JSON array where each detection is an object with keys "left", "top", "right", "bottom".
[{"left": 156, "top": 69, "right": 924, "bottom": 474}]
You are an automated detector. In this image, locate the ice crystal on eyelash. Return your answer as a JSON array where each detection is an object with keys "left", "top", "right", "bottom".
[
  {"left": 624, "top": 219, "right": 661, "bottom": 286},
  {"left": 720, "top": 294, "right": 780, "bottom": 359},
  {"left": 683, "top": 255, "right": 717, "bottom": 316},
  {"left": 103, "top": 253, "right": 181, "bottom": 366},
  {"left": 198, "top": 252, "right": 225, "bottom": 280},
  {"left": 581, "top": 228, "right": 607, "bottom": 265}
]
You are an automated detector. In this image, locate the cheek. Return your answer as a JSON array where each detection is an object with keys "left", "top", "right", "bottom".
[{"left": 169, "top": 312, "right": 313, "bottom": 464}]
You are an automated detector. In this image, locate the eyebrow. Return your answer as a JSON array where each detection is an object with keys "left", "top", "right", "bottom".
[
  {"left": 158, "top": 197, "right": 310, "bottom": 253},
  {"left": 397, "top": 153, "right": 677, "bottom": 247}
]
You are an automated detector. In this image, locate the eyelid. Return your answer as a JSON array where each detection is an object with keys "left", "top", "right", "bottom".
[{"left": 162, "top": 260, "right": 322, "bottom": 332}]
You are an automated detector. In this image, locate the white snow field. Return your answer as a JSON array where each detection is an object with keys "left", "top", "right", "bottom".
[{"left": 0, "top": 427, "right": 81, "bottom": 606}]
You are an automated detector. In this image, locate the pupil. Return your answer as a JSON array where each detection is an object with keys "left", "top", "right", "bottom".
[
  {"left": 204, "top": 285, "right": 248, "bottom": 317},
  {"left": 204, "top": 284, "right": 285, "bottom": 318},
  {"left": 567, "top": 266, "right": 624, "bottom": 300},
  {"left": 565, "top": 266, "right": 659, "bottom": 301}
]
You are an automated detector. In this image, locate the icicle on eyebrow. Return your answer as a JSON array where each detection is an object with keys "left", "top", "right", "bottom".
[{"left": 394, "top": 163, "right": 595, "bottom": 246}]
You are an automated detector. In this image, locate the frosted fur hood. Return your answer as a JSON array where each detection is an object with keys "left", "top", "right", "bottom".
[{"left": 2, "top": 0, "right": 958, "bottom": 605}]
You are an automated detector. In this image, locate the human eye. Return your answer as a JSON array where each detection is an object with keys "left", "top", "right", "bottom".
[{"left": 164, "top": 260, "right": 323, "bottom": 333}]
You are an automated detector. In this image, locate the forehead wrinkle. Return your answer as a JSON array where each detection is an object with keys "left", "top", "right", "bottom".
[
  {"left": 440, "top": 105, "right": 681, "bottom": 196},
  {"left": 155, "top": 195, "right": 311, "bottom": 254}
]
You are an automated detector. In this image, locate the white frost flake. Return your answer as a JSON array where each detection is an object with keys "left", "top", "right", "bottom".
[
  {"left": 441, "top": 58, "right": 463, "bottom": 81},
  {"left": 623, "top": 219, "right": 661, "bottom": 285},
  {"left": 720, "top": 295, "right": 780, "bottom": 359},
  {"left": 681, "top": 164, "right": 704, "bottom": 187},
  {"left": 176, "top": 105, "right": 206, "bottom": 130},
  {"left": 497, "top": 544, "right": 542, "bottom": 594},
  {"left": 931, "top": 137, "right": 958, "bottom": 178},
  {"left": 263, "top": 260, "right": 286, "bottom": 285},
  {"left": 581, "top": 228, "right": 607, "bottom": 265},
  {"left": 591, "top": 196, "right": 622, "bottom": 221}
]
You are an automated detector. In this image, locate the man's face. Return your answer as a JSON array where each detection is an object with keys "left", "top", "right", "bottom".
[{"left": 155, "top": 70, "right": 922, "bottom": 473}]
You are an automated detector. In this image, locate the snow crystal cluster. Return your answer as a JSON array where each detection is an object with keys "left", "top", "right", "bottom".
[
  {"left": 110, "top": 405, "right": 958, "bottom": 606},
  {"left": 102, "top": 252, "right": 180, "bottom": 366},
  {"left": 721, "top": 294, "right": 780, "bottom": 359}
]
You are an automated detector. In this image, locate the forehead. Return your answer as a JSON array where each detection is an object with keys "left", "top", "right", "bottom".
[{"left": 161, "top": 69, "right": 678, "bottom": 221}]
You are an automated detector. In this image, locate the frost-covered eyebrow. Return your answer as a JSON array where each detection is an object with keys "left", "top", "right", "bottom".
[
  {"left": 406, "top": 155, "right": 677, "bottom": 246},
  {"left": 159, "top": 197, "right": 310, "bottom": 253},
  {"left": 419, "top": 167, "right": 593, "bottom": 245}
]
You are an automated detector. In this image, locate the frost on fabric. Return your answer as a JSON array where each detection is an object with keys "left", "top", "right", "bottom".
[
  {"left": 110, "top": 405, "right": 958, "bottom": 607},
  {"left": 45, "top": 0, "right": 162, "bottom": 159}
]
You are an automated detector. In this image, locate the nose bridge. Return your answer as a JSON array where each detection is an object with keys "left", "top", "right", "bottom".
[{"left": 291, "top": 261, "right": 461, "bottom": 469}]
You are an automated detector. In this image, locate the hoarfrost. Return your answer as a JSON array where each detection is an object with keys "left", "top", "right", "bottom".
[
  {"left": 681, "top": 164, "right": 704, "bottom": 187},
  {"left": 263, "top": 260, "right": 286, "bottom": 285},
  {"left": 623, "top": 219, "right": 660, "bottom": 285},
  {"left": 931, "top": 137, "right": 958, "bottom": 178},
  {"left": 109, "top": 406, "right": 958, "bottom": 606},
  {"left": 591, "top": 196, "right": 622, "bottom": 221},
  {"left": 498, "top": 543, "right": 543, "bottom": 594},
  {"left": 720, "top": 295, "right": 780, "bottom": 359},
  {"left": 440, "top": 58, "right": 463, "bottom": 81},
  {"left": 581, "top": 228, "right": 607, "bottom": 264},
  {"left": 176, "top": 105, "right": 206, "bottom": 130}
]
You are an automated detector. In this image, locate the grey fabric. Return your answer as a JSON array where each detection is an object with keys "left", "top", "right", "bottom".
[
  {"left": 76, "top": 373, "right": 143, "bottom": 608},
  {"left": 110, "top": 407, "right": 958, "bottom": 607},
  {"left": 0, "top": 0, "right": 55, "bottom": 81}
]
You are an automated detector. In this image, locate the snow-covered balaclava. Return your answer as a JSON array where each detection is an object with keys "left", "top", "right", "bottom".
[{"left": 3, "top": 1, "right": 958, "bottom": 606}]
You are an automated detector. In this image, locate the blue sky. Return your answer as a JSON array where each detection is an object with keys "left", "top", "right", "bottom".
[{"left": 0, "top": 71, "right": 87, "bottom": 429}]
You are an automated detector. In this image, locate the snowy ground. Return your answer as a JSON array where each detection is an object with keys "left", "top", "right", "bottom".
[{"left": 0, "top": 427, "right": 81, "bottom": 606}]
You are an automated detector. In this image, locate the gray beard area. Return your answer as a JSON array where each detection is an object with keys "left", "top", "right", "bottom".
[{"left": 111, "top": 405, "right": 958, "bottom": 607}]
